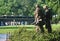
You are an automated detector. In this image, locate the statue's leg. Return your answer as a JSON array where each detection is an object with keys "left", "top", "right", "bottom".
[
  {"left": 46, "top": 20, "right": 52, "bottom": 33},
  {"left": 47, "top": 21, "right": 52, "bottom": 33},
  {"left": 39, "top": 21, "right": 44, "bottom": 33},
  {"left": 35, "top": 25, "right": 40, "bottom": 32}
]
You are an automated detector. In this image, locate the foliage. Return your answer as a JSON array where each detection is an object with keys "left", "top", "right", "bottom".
[
  {"left": 10, "top": 27, "right": 60, "bottom": 41},
  {"left": 0, "top": 0, "right": 60, "bottom": 22},
  {"left": 0, "top": 24, "right": 60, "bottom": 41},
  {"left": 0, "top": 0, "right": 59, "bottom": 15}
]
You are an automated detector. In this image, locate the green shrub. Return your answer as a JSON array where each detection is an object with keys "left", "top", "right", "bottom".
[{"left": 10, "top": 27, "right": 60, "bottom": 41}]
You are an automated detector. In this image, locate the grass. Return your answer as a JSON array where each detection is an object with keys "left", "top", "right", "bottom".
[
  {"left": 0, "top": 24, "right": 60, "bottom": 34},
  {"left": 0, "top": 29, "right": 17, "bottom": 34},
  {"left": 0, "top": 25, "right": 35, "bottom": 34},
  {"left": 10, "top": 25, "right": 60, "bottom": 41},
  {"left": 0, "top": 24, "right": 60, "bottom": 41},
  {"left": 52, "top": 24, "right": 60, "bottom": 30}
]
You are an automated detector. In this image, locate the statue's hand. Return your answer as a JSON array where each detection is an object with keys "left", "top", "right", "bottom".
[{"left": 39, "top": 19, "right": 42, "bottom": 21}]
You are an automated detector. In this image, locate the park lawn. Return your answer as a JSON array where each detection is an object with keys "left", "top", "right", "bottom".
[
  {"left": 0, "top": 29, "right": 18, "bottom": 34},
  {"left": 0, "top": 25, "right": 34, "bottom": 29},
  {"left": 0, "top": 25, "right": 35, "bottom": 34},
  {"left": 52, "top": 24, "right": 60, "bottom": 31},
  {"left": 0, "top": 24, "right": 60, "bottom": 34}
]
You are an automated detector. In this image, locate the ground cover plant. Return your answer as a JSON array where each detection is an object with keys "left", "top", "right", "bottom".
[{"left": 8, "top": 24, "right": 60, "bottom": 41}]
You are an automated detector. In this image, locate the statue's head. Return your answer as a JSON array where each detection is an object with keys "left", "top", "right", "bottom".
[
  {"left": 35, "top": 4, "right": 40, "bottom": 8},
  {"left": 43, "top": 5, "right": 48, "bottom": 9}
]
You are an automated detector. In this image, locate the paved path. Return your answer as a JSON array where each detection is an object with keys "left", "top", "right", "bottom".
[{"left": 0, "top": 34, "right": 7, "bottom": 41}]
